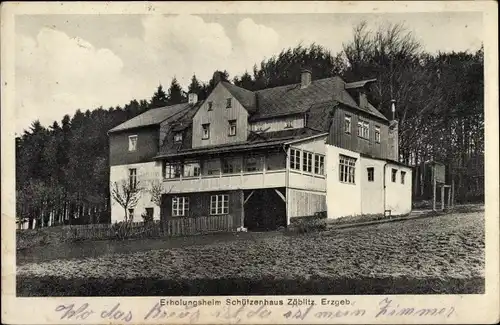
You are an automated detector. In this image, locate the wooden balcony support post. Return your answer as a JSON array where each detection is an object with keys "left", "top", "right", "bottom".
[
  {"left": 441, "top": 185, "right": 445, "bottom": 211},
  {"left": 240, "top": 189, "right": 245, "bottom": 229}
]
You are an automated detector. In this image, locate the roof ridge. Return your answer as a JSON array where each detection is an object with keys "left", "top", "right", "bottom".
[{"left": 254, "top": 75, "right": 344, "bottom": 93}]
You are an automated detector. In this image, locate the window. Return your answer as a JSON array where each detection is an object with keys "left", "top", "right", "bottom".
[
  {"left": 375, "top": 126, "right": 381, "bottom": 143},
  {"left": 401, "top": 171, "right": 406, "bottom": 184},
  {"left": 289, "top": 149, "right": 301, "bottom": 170},
  {"left": 367, "top": 167, "right": 374, "bottom": 182},
  {"left": 164, "top": 163, "right": 181, "bottom": 179},
  {"left": 210, "top": 194, "right": 229, "bottom": 215},
  {"left": 357, "top": 120, "right": 369, "bottom": 139},
  {"left": 302, "top": 151, "right": 313, "bottom": 173},
  {"left": 128, "top": 135, "right": 137, "bottom": 151},
  {"left": 284, "top": 120, "right": 293, "bottom": 129},
  {"left": 267, "top": 152, "right": 286, "bottom": 170},
  {"left": 244, "top": 155, "right": 262, "bottom": 172},
  {"left": 344, "top": 116, "right": 351, "bottom": 134},
  {"left": 339, "top": 155, "right": 356, "bottom": 184},
  {"left": 174, "top": 132, "right": 183, "bottom": 142},
  {"left": 226, "top": 98, "right": 232, "bottom": 108},
  {"left": 202, "top": 123, "right": 210, "bottom": 139},
  {"left": 172, "top": 197, "right": 189, "bottom": 217},
  {"left": 228, "top": 120, "right": 237, "bottom": 136},
  {"left": 391, "top": 168, "right": 397, "bottom": 182},
  {"left": 183, "top": 162, "right": 200, "bottom": 177},
  {"left": 204, "top": 159, "right": 221, "bottom": 176},
  {"left": 129, "top": 168, "right": 137, "bottom": 189},
  {"left": 314, "top": 154, "right": 325, "bottom": 175},
  {"left": 145, "top": 208, "right": 154, "bottom": 219},
  {"left": 208, "top": 101, "right": 213, "bottom": 111},
  {"left": 222, "top": 157, "right": 241, "bottom": 174},
  {"left": 128, "top": 208, "right": 134, "bottom": 220}
]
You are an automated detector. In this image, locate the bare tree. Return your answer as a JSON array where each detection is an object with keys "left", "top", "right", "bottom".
[
  {"left": 111, "top": 180, "right": 142, "bottom": 222},
  {"left": 148, "top": 180, "right": 163, "bottom": 207}
]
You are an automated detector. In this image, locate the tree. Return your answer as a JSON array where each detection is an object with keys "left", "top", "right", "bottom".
[
  {"left": 167, "top": 77, "right": 186, "bottom": 105},
  {"left": 150, "top": 84, "right": 169, "bottom": 109},
  {"left": 148, "top": 180, "right": 163, "bottom": 208},
  {"left": 341, "top": 21, "right": 439, "bottom": 164},
  {"left": 188, "top": 74, "right": 203, "bottom": 96},
  {"left": 233, "top": 71, "right": 255, "bottom": 90},
  {"left": 236, "top": 44, "right": 345, "bottom": 91},
  {"left": 111, "top": 180, "right": 142, "bottom": 222}
]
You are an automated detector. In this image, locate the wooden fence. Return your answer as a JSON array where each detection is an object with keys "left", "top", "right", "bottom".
[{"left": 17, "top": 214, "right": 237, "bottom": 244}]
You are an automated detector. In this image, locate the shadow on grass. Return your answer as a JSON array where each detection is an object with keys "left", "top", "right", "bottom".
[{"left": 17, "top": 276, "right": 484, "bottom": 296}]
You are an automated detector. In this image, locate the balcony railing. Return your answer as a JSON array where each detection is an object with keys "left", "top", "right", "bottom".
[{"left": 163, "top": 168, "right": 287, "bottom": 193}]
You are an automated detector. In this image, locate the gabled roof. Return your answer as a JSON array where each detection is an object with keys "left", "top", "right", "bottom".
[
  {"left": 221, "top": 81, "right": 257, "bottom": 113},
  {"left": 249, "top": 76, "right": 387, "bottom": 122},
  {"left": 169, "top": 101, "right": 203, "bottom": 132},
  {"left": 345, "top": 78, "right": 377, "bottom": 89},
  {"left": 108, "top": 103, "right": 194, "bottom": 133}
]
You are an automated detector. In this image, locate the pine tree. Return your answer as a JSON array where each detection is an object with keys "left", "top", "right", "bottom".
[
  {"left": 150, "top": 84, "right": 169, "bottom": 109},
  {"left": 188, "top": 74, "right": 203, "bottom": 96},
  {"left": 167, "top": 77, "right": 186, "bottom": 105},
  {"left": 233, "top": 71, "right": 255, "bottom": 90}
]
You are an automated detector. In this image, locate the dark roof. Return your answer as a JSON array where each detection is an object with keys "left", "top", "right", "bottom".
[
  {"left": 158, "top": 103, "right": 202, "bottom": 151},
  {"left": 156, "top": 127, "right": 325, "bottom": 159},
  {"left": 307, "top": 100, "right": 339, "bottom": 131},
  {"left": 108, "top": 103, "right": 193, "bottom": 133},
  {"left": 345, "top": 78, "right": 377, "bottom": 89},
  {"left": 169, "top": 101, "right": 203, "bottom": 131},
  {"left": 247, "top": 127, "right": 322, "bottom": 142},
  {"left": 359, "top": 152, "right": 412, "bottom": 168},
  {"left": 249, "top": 76, "right": 387, "bottom": 122},
  {"left": 221, "top": 82, "right": 257, "bottom": 113}
]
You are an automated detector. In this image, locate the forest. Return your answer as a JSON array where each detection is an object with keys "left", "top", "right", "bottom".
[{"left": 15, "top": 22, "right": 484, "bottom": 228}]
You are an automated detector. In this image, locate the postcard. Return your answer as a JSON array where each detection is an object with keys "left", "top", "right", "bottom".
[{"left": 2, "top": 1, "right": 498, "bottom": 324}]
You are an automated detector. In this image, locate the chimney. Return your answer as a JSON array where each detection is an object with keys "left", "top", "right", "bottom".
[
  {"left": 188, "top": 93, "right": 198, "bottom": 105},
  {"left": 388, "top": 99, "right": 399, "bottom": 160},
  {"left": 212, "top": 71, "right": 222, "bottom": 85},
  {"left": 390, "top": 99, "right": 396, "bottom": 120},
  {"left": 300, "top": 69, "right": 312, "bottom": 89}
]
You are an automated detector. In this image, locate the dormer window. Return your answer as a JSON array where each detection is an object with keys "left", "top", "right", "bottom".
[
  {"left": 174, "top": 132, "right": 183, "bottom": 142},
  {"left": 128, "top": 135, "right": 137, "bottom": 151},
  {"left": 226, "top": 98, "right": 232, "bottom": 108},
  {"left": 208, "top": 101, "right": 213, "bottom": 111},
  {"left": 228, "top": 120, "right": 237, "bottom": 136},
  {"left": 202, "top": 123, "right": 210, "bottom": 140},
  {"left": 375, "top": 126, "right": 381, "bottom": 143},
  {"left": 344, "top": 116, "right": 351, "bottom": 134}
]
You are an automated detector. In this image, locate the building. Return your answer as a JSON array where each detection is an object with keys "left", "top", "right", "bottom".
[
  {"left": 325, "top": 82, "right": 412, "bottom": 218},
  {"left": 108, "top": 70, "right": 412, "bottom": 228}
]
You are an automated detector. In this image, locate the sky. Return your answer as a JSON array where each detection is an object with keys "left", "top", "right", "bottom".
[{"left": 15, "top": 12, "right": 483, "bottom": 134}]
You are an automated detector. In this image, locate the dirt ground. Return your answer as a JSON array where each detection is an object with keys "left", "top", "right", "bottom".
[{"left": 17, "top": 211, "right": 484, "bottom": 293}]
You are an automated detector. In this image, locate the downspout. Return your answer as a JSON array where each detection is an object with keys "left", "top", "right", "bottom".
[
  {"left": 383, "top": 162, "right": 388, "bottom": 217},
  {"left": 282, "top": 144, "right": 290, "bottom": 226}
]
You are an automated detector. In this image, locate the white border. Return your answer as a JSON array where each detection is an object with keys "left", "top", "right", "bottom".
[{"left": 2, "top": 1, "right": 498, "bottom": 324}]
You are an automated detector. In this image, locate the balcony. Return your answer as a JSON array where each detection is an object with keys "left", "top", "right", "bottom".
[
  {"left": 160, "top": 149, "right": 326, "bottom": 194},
  {"left": 163, "top": 169, "right": 286, "bottom": 193}
]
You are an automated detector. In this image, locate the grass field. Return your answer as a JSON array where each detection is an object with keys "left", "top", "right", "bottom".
[{"left": 17, "top": 210, "right": 484, "bottom": 296}]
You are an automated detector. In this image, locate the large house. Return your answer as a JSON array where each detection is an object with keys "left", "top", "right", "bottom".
[{"left": 108, "top": 70, "right": 412, "bottom": 229}]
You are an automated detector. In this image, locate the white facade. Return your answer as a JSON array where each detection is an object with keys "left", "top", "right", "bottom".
[
  {"left": 326, "top": 144, "right": 412, "bottom": 218},
  {"left": 110, "top": 161, "right": 163, "bottom": 223}
]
